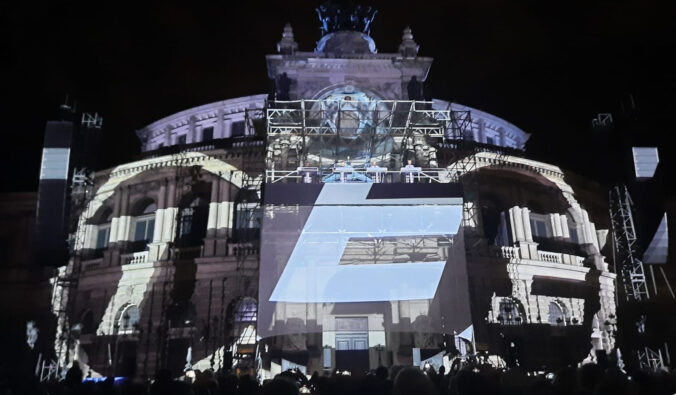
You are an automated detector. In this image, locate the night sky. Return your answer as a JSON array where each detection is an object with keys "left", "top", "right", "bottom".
[{"left": 2, "top": 0, "right": 675, "bottom": 192}]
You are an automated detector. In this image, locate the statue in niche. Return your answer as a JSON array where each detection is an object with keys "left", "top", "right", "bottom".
[
  {"left": 276, "top": 72, "right": 291, "bottom": 101},
  {"left": 407, "top": 76, "right": 424, "bottom": 101}
]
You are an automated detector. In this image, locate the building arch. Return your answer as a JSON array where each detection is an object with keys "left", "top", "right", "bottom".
[
  {"left": 548, "top": 300, "right": 569, "bottom": 325},
  {"left": 114, "top": 303, "right": 141, "bottom": 333},
  {"left": 497, "top": 297, "right": 526, "bottom": 325}
]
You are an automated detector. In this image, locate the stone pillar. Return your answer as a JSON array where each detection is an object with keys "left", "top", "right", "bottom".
[
  {"left": 477, "top": 119, "right": 486, "bottom": 143},
  {"left": 559, "top": 215, "right": 570, "bottom": 238},
  {"left": 188, "top": 116, "right": 197, "bottom": 143},
  {"left": 148, "top": 179, "right": 177, "bottom": 262},
  {"left": 164, "top": 126, "right": 171, "bottom": 146},
  {"left": 217, "top": 109, "right": 225, "bottom": 139},
  {"left": 522, "top": 208, "right": 533, "bottom": 242},
  {"left": 509, "top": 207, "right": 525, "bottom": 242},
  {"left": 203, "top": 177, "right": 220, "bottom": 256}
]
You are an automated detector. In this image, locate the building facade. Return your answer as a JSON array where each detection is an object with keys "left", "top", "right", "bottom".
[{"left": 50, "top": 5, "right": 617, "bottom": 377}]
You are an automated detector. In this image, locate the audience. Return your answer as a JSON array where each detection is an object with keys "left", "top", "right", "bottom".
[{"left": 3, "top": 360, "right": 676, "bottom": 395}]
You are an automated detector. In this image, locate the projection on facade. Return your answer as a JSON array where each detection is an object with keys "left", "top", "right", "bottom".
[{"left": 258, "top": 182, "right": 472, "bottom": 339}]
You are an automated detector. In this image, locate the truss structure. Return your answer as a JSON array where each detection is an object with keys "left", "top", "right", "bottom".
[
  {"left": 637, "top": 346, "right": 665, "bottom": 371},
  {"left": 609, "top": 185, "right": 649, "bottom": 301},
  {"left": 267, "top": 100, "right": 451, "bottom": 137}
]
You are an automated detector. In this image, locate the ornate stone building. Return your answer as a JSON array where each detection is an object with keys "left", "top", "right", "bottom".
[{"left": 50, "top": 3, "right": 617, "bottom": 377}]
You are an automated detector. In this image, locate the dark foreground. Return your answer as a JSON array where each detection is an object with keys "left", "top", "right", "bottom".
[{"left": 4, "top": 363, "right": 676, "bottom": 395}]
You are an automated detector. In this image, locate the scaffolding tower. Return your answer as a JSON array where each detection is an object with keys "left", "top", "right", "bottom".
[
  {"left": 609, "top": 185, "right": 667, "bottom": 371},
  {"left": 609, "top": 185, "right": 649, "bottom": 302}
]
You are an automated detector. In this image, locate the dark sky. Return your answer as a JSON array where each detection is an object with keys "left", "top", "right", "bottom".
[{"left": 2, "top": 0, "right": 675, "bottom": 191}]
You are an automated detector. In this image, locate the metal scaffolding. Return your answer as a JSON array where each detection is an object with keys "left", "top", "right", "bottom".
[
  {"left": 266, "top": 100, "right": 451, "bottom": 137},
  {"left": 609, "top": 185, "right": 649, "bottom": 302}
]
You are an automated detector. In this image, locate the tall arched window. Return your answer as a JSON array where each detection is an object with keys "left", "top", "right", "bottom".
[
  {"left": 176, "top": 196, "right": 208, "bottom": 247},
  {"left": 117, "top": 304, "right": 140, "bottom": 334},
  {"left": 548, "top": 301, "right": 568, "bottom": 325},
  {"left": 498, "top": 298, "right": 523, "bottom": 325}
]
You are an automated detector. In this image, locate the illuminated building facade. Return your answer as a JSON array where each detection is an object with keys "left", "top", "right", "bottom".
[{"left": 50, "top": 3, "right": 617, "bottom": 377}]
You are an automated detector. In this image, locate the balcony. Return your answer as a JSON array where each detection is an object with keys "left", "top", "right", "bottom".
[
  {"left": 499, "top": 246, "right": 585, "bottom": 267},
  {"left": 121, "top": 251, "right": 148, "bottom": 265}
]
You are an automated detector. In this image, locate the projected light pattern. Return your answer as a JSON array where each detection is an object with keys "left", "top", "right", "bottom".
[{"left": 269, "top": 184, "right": 463, "bottom": 303}]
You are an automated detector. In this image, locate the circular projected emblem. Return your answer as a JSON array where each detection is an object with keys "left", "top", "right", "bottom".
[{"left": 313, "top": 85, "right": 387, "bottom": 137}]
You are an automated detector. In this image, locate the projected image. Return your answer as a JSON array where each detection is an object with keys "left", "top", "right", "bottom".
[
  {"left": 262, "top": 183, "right": 463, "bottom": 303},
  {"left": 258, "top": 182, "right": 472, "bottom": 339}
]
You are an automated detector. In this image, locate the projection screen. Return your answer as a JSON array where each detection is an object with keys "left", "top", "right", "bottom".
[{"left": 258, "top": 182, "right": 472, "bottom": 338}]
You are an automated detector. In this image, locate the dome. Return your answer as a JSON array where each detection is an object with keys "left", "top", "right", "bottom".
[{"left": 315, "top": 31, "right": 377, "bottom": 55}]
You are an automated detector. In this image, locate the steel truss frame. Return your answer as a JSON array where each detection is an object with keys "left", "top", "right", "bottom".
[
  {"left": 266, "top": 100, "right": 451, "bottom": 137},
  {"left": 609, "top": 185, "right": 649, "bottom": 302}
]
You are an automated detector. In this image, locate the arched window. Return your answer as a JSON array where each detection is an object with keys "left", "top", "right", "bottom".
[
  {"left": 117, "top": 304, "right": 140, "bottom": 334},
  {"left": 176, "top": 196, "right": 208, "bottom": 247},
  {"left": 498, "top": 298, "right": 523, "bottom": 325},
  {"left": 548, "top": 301, "right": 568, "bottom": 325}
]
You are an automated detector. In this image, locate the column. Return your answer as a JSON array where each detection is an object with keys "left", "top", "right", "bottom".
[
  {"left": 217, "top": 109, "right": 225, "bottom": 139},
  {"left": 477, "top": 119, "right": 486, "bottom": 143},
  {"left": 164, "top": 126, "right": 171, "bottom": 146},
  {"left": 188, "top": 116, "right": 197, "bottom": 143},
  {"left": 203, "top": 177, "right": 220, "bottom": 256}
]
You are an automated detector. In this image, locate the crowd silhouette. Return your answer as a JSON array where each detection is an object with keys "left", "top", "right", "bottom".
[{"left": 3, "top": 360, "right": 676, "bottom": 395}]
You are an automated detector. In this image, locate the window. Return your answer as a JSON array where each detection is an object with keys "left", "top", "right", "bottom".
[
  {"left": 176, "top": 197, "right": 208, "bottom": 246},
  {"left": 134, "top": 216, "right": 155, "bottom": 241},
  {"left": 117, "top": 304, "right": 140, "bottom": 333},
  {"left": 202, "top": 127, "right": 214, "bottom": 141},
  {"left": 177, "top": 134, "right": 187, "bottom": 145},
  {"left": 92, "top": 207, "right": 113, "bottom": 251},
  {"left": 498, "top": 299, "right": 523, "bottom": 325},
  {"left": 132, "top": 202, "right": 156, "bottom": 243},
  {"left": 96, "top": 225, "right": 111, "bottom": 249},
  {"left": 235, "top": 298, "right": 257, "bottom": 323},
  {"left": 530, "top": 216, "right": 549, "bottom": 238},
  {"left": 231, "top": 121, "right": 246, "bottom": 137},
  {"left": 569, "top": 223, "right": 579, "bottom": 244},
  {"left": 486, "top": 137, "right": 494, "bottom": 145},
  {"left": 548, "top": 301, "right": 568, "bottom": 325}
]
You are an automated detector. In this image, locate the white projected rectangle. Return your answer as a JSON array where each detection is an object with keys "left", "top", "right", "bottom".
[
  {"left": 268, "top": 184, "right": 463, "bottom": 303},
  {"left": 40, "top": 148, "right": 70, "bottom": 180},
  {"left": 632, "top": 147, "right": 659, "bottom": 178}
]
